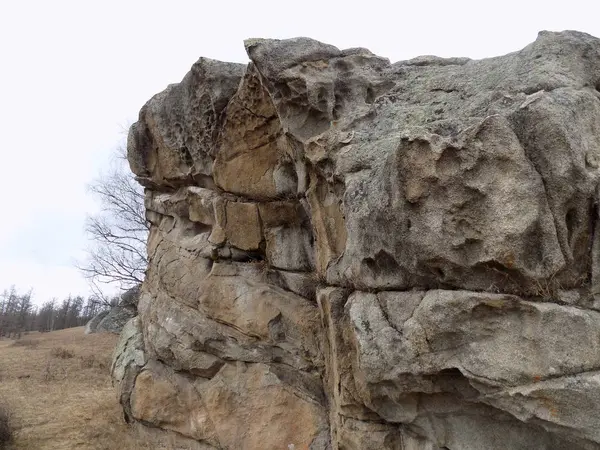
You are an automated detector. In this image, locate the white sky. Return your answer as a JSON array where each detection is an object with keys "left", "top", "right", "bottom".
[{"left": 0, "top": 0, "right": 598, "bottom": 305}]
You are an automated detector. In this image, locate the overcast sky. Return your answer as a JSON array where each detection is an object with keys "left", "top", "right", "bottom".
[{"left": 0, "top": 0, "right": 599, "bottom": 305}]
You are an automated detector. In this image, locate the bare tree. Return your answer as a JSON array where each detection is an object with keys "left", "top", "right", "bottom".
[
  {"left": 0, "top": 287, "right": 35, "bottom": 337},
  {"left": 0, "top": 286, "right": 104, "bottom": 334},
  {"left": 77, "top": 144, "right": 148, "bottom": 292}
]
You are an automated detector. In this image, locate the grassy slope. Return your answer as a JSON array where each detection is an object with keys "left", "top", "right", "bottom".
[{"left": 0, "top": 327, "right": 164, "bottom": 450}]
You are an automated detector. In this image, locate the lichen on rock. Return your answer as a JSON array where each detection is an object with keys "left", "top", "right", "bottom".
[{"left": 113, "top": 30, "right": 600, "bottom": 449}]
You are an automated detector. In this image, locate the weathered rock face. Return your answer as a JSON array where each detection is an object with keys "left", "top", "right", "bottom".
[
  {"left": 95, "top": 305, "right": 136, "bottom": 333},
  {"left": 86, "top": 286, "right": 140, "bottom": 334},
  {"left": 84, "top": 309, "right": 109, "bottom": 334},
  {"left": 113, "top": 30, "right": 600, "bottom": 449}
]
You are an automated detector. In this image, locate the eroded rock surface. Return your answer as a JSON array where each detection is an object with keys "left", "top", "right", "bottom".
[
  {"left": 86, "top": 286, "right": 140, "bottom": 334},
  {"left": 113, "top": 31, "right": 600, "bottom": 449}
]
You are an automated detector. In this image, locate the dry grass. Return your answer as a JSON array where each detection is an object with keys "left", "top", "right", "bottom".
[
  {"left": 49, "top": 347, "right": 75, "bottom": 359},
  {"left": 0, "top": 402, "right": 13, "bottom": 448},
  {"left": 0, "top": 327, "right": 169, "bottom": 450},
  {"left": 10, "top": 339, "right": 39, "bottom": 349}
]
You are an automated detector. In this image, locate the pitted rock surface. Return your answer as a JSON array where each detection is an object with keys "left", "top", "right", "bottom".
[{"left": 113, "top": 30, "right": 600, "bottom": 449}]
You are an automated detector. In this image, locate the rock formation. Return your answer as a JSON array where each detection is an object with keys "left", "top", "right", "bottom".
[
  {"left": 112, "top": 30, "right": 600, "bottom": 449},
  {"left": 84, "top": 309, "right": 109, "bottom": 334},
  {"left": 86, "top": 286, "right": 139, "bottom": 334}
]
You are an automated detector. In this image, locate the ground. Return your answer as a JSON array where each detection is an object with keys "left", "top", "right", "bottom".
[{"left": 0, "top": 327, "right": 168, "bottom": 450}]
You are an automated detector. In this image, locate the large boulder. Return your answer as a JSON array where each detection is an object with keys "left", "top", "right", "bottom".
[
  {"left": 118, "top": 285, "right": 141, "bottom": 308},
  {"left": 96, "top": 305, "right": 136, "bottom": 334},
  {"left": 84, "top": 310, "right": 109, "bottom": 334},
  {"left": 86, "top": 286, "right": 141, "bottom": 334},
  {"left": 113, "top": 31, "right": 600, "bottom": 449}
]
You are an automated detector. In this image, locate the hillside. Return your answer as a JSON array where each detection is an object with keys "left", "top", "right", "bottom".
[{"left": 0, "top": 328, "right": 167, "bottom": 449}]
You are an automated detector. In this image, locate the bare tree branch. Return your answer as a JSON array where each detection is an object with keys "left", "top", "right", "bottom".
[{"left": 77, "top": 142, "right": 148, "bottom": 292}]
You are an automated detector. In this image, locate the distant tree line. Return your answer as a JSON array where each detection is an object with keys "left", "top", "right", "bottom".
[{"left": 0, "top": 287, "right": 116, "bottom": 338}]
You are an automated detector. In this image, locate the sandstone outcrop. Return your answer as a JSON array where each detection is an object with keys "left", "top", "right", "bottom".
[{"left": 113, "top": 30, "right": 600, "bottom": 449}]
